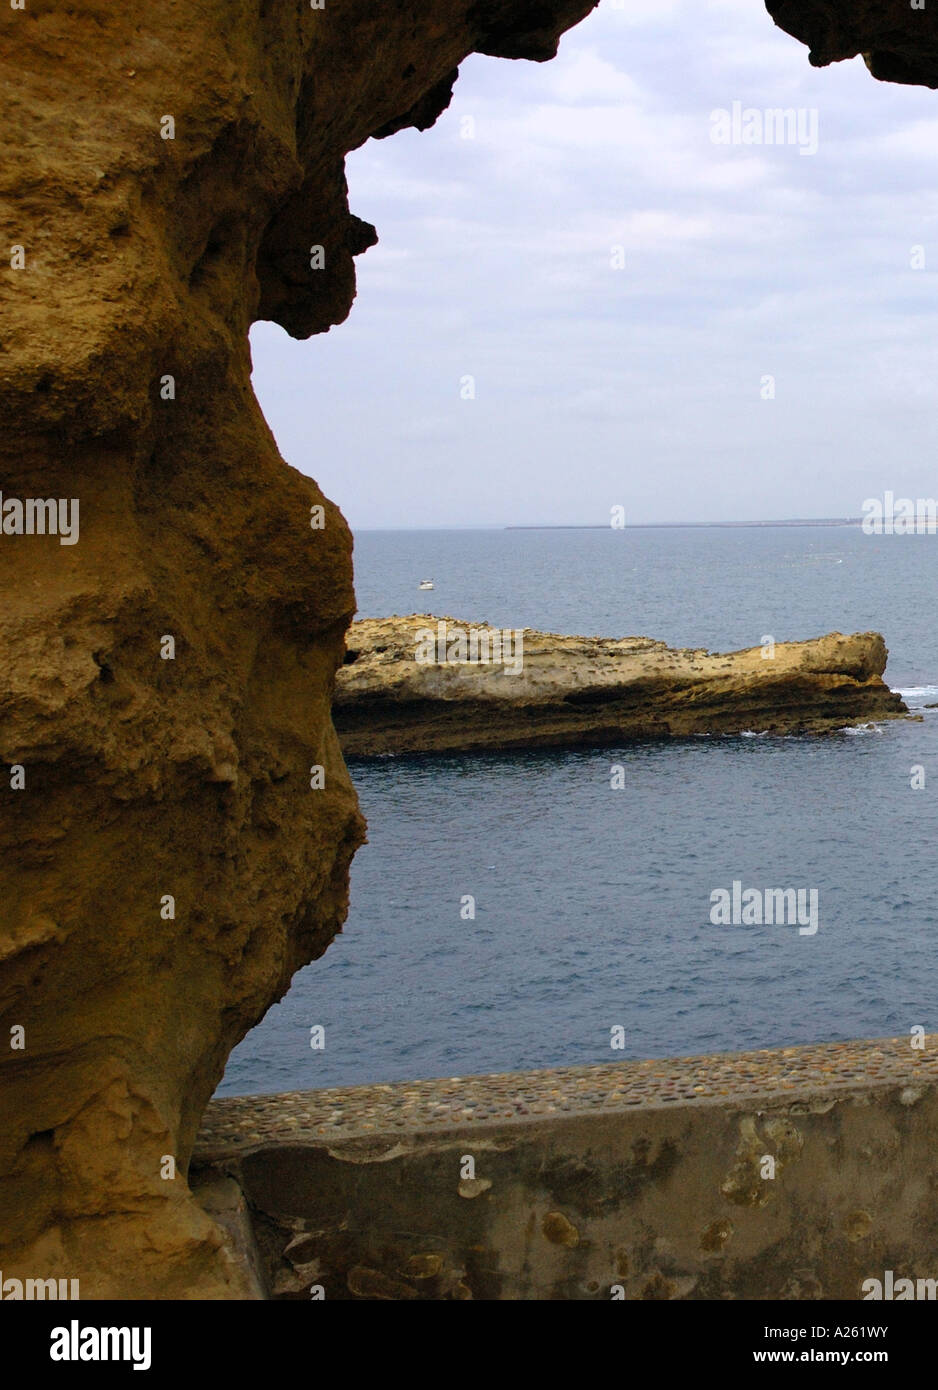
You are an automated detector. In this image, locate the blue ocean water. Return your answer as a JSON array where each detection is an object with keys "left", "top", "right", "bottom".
[{"left": 219, "top": 526, "right": 938, "bottom": 1096}]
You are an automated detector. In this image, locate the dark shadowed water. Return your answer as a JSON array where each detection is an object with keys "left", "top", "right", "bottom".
[{"left": 219, "top": 526, "right": 938, "bottom": 1095}]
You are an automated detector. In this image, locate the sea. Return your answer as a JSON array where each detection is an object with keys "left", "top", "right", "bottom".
[{"left": 218, "top": 525, "right": 938, "bottom": 1096}]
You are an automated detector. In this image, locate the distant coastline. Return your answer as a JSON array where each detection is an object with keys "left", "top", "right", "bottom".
[{"left": 506, "top": 518, "right": 863, "bottom": 530}]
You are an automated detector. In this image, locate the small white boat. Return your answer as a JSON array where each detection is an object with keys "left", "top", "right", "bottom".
[{"left": 418, "top": 579, "right": 434, "bottom": 591}]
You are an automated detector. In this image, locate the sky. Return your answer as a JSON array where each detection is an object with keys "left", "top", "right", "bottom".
[{"left": 250, "top": 0, "right": 938, "bottom": 529}]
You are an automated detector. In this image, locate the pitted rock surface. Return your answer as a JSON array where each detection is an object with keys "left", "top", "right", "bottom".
[
  {"left": 2, "top": 0, "right": 936, "bottom": 1298},
  {"left": 0, "top": 0, "right": 598, "bottom": 1299}
]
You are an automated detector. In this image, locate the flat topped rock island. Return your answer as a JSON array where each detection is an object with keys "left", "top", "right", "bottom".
[{"left": 334, "top": 616, "right": 908, "bottom": 755}]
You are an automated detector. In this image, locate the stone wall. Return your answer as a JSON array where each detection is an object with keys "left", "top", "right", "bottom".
[{"left": 194, "top": 1036, "right": 938, "bottom": 1300}]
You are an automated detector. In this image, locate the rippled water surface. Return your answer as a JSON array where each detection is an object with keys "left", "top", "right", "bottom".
[{"left": 219, "top": 527, "right": 938, "bottom": 1095}]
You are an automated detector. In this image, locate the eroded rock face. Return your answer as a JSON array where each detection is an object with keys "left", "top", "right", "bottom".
[
  {"left": 767, "top": 1, "right": 938, "bottom": 86},
  {"left": 0, "top": 0, "right": 598, "bottom": 1298},
  {"left": 335, "top": 617, "right": 907, "bottom": 754},
  {"left": 2, "top": 0, "right": 934, "bottom": 1300}
]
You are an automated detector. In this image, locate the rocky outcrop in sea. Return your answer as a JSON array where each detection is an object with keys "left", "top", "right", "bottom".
[{"left": 335, "top": 617, "right": 907, "bottom": 754}]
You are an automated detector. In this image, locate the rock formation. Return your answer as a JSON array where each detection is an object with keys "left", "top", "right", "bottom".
[
  {"left": 335, "top": 618, "right": 907, "bottom": 755},
  {"left": 767, "top": 0, "right": 938, "bottom": 87},
  {"left": 0, "top": 1, "right": 599, "bottom": 1299},
  {"left": 1, "top": 0, "right": 935, "bottom": 1302}
]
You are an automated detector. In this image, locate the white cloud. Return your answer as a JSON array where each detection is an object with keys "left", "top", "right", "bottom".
[
  {"left": 869, "top": 119, "right": 938, "bottom": 162},
  {"left": 542, "top": 48, "right": 643, "bottom": 104},
  {"left": 599, "top": 0, "right": 683, "bottom": 26},
  {"left": 251, "top": 0, "right": 938, "bottom": 528}
]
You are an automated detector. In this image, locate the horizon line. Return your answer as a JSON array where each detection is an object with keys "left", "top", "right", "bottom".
[{"left": 352, "top": 518, "right": 866, "bottom": 532}]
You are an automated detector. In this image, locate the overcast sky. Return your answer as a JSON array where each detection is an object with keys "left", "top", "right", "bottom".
[{"left": 250, "top": 0, "right": 938, "bottom": 528}]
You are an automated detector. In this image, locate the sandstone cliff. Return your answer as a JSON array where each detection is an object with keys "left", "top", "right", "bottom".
[
  {"left": 767, "top": 0, "right": 938, "bottom": 87},
  {"left": 335, "top": 618, "right": 907, "bottom": 755},
  {"left": 1, "top": 0, "right": 934, "bottom": 1302},
  {"left": 0, "top": 0, "right": 598, "bottom": 1299}
]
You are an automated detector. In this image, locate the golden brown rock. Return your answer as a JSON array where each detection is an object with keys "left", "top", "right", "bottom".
[
  {"left": 1, "top": 0, "right": 933, "bottom": 1302},
  {"left": 335, "top": 617, "right": 907, "bottom": 754},
  {"left": 0, "top": 0, "right": 599, "bottom": 1298}
]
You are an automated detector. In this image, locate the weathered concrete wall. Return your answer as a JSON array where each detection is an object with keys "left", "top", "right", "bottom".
[{"left": 194, "top": 1037, "right": 938, "bottom": 1300}]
